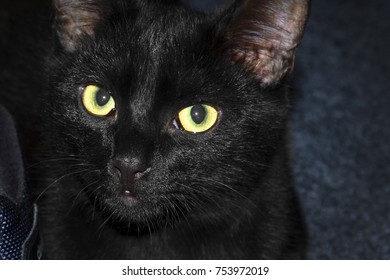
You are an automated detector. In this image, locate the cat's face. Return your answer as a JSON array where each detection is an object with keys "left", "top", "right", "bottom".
[{"left": 42, "top": 0, "right": 309, "bottom": 233}]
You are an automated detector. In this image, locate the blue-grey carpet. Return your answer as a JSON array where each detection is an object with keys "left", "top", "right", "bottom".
[{"left": 291, "top": 0, "right": 390, "bottom": 259}]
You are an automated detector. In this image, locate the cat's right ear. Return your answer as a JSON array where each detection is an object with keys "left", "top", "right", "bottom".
[{"left": 54, "top": 0, "right": 105, "bottom": 52}]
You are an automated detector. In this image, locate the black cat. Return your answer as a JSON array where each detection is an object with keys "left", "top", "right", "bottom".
[{"left": 0, "top": 0, "right": 310, "bottom": 259}]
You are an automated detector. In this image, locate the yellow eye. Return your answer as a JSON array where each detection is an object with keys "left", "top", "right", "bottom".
[
  {"left": 177, "top": 104, "right": 219, "bottom": 133},
  {"left": 82, "top": 85, "right": 116, "bottom": 117}
]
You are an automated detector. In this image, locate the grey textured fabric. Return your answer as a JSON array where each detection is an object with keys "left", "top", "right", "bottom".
[
  {"left": 0, "top": 105, "right": 39, "bottom": 260},
  {"left": 291, "top": 0, "right": 390, "bottom": 259}
]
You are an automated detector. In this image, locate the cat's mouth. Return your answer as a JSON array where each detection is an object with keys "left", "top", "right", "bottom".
[
  {"left": 85, "top": 167, "right": 183, "bottom": 233},
  {"left": 96, "top": 187, "right": 183, "bottom": 234}
]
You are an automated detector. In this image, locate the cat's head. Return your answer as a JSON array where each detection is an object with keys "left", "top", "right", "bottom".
[{"left": 43, "top": 0, "right": 309, "bottom": 233}]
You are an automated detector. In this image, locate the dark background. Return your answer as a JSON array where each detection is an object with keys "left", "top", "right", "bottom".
[
  {"left": 1, "top": 0, "right": 389, "bottom": 259},
  {"left": 185, "top": 0, "right": 390, "bottom": 259}
]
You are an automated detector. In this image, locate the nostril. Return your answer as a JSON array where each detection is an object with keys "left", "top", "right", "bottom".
[
  {"left": 134, "top": 167, "right": 151, "bottom": 181},
  {"left": 111, "top": 160, "right": 123, "bottom": 178}
]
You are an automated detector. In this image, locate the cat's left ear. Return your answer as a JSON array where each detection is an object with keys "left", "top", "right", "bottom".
[
  {"left": 216, "top": 0, "right": 310, "bottom": 87},
  {"left": 54, "top": 0, "right": 105, "bottom": 52}
]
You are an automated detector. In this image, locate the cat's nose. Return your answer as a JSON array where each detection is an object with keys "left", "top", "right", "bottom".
[{"left": 111, "top": 160, "right": 151, "bottom": 196}]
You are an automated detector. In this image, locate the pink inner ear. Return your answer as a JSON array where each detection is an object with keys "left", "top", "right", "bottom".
[
  {"left": 225, "top": 47, "right": 295, "bottom": 87},
  {"left": 217, "top": 0, "right": 310, "bottom": 87},
  {"left": 55, "top": 0, "right": 103, "bottom": 52}
]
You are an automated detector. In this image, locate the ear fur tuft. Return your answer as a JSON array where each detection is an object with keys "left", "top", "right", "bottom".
[
  {"left": 54, "top": 0, "right": 104, "bottom": 52},
  {"left": 217, "top": 0, "right": 310, "bottom": 86}
]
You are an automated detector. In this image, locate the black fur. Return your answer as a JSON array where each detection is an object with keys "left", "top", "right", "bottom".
[{"left": 0, "top": 0, "right": 309, "bottom": 259}]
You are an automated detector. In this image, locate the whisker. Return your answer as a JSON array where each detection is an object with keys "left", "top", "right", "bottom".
[
  {"left": 97, "top": 209, "right": 117, "bottom": 234},
  {"left": 181, "top": 175, "right": 257, "bottom": 211},
  {"left": 91, "top": 185, "right": 105, "bottom": 221},
  {"left": 175, "top": 181, "right": 231, "bottom": 209},
  {"left": 27, "top": 157, "right": 85, "bottom": 170},
  {"left": 35, "top": 168, "right": 94, "bottom": 202},
  {"left": 196, "top": 176, "right": 252, "bottom": 201},
  {"left": 68, "top": 177, "right": 100, "bottom": 215},
  {"left": 165, "top": 196, "right": 193, "bottom": 234},
  {"left": 144, "top": 207, "right": 153, "bottom": 238}
]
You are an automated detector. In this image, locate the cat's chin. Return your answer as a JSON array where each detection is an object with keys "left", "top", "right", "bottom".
[
  {"left": 96, "top": 192, "right": 181, "bottom": 235},
  {"left": 117, "top": 193, "right": 140, "bottom": 207}
]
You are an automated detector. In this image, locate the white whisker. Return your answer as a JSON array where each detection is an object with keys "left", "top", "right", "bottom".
[{"left": 35, "top": 168, "right": 94, "bottom": 202}]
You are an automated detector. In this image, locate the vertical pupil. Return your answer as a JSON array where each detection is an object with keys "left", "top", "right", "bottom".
[
  {"left": 95, "top": 89, "right": 110, "bottom": 106},
  {"left": 191, "top": 105, "right": 206, "bottom": 124}
]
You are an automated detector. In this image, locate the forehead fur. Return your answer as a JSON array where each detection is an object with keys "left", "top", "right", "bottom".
[
  {"left": 68, "top": 3, "right": 217, "bottom": 128},
  {"left": 100, "top": 3, "right": 213, "bottom": 61}
]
